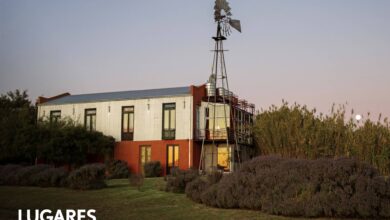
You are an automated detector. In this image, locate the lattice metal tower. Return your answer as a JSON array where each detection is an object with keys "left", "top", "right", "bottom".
[{"left": 199, "top": 0, "right": 242, "bottom": 173}]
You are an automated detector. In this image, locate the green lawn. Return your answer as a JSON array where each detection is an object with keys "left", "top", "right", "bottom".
[{"left": 0, "top": 178, "right": 323, "bottom": 220}]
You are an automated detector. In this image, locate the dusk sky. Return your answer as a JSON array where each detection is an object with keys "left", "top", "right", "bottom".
[{"left": 1, "top": 0, "right": 389, "bottom": 119}]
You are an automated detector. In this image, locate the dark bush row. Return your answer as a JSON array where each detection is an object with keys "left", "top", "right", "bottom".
[
  {"left": 186, "top": 156, "right": 390, "bottom": 218},
  {"left": 185, "top": 171, "right": 223, "bottom": 203},
  {"left": 105, "top": 160, "right": 130, "bottom": 179},
  {"left": 165, "top": 168, "right": 199, "bottom": 193},
  {"left": 0, "top": 164, "right": 23, "bottom": 185},
  {"left": 144, "top": 161, "right": 162, "bottom": 177},
  {"left": 129, "top": 174, "right": 144, "bottom": 191},
  {"left": 35, "top": 167, "right": 68, "bottom": 187},
  {"left": 0, "top": 164, "right": 68, "bottom": 187},
  {"left": 68, "top": 163, "right": 106, "bottom": 190},
  {"left": 0, "top": 163, "right": 108, "bottom": 190}
]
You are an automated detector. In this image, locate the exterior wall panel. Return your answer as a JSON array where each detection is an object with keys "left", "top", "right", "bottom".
[
  {"left": 115, "top": 140, "right": 191, "bottom": 175},
  {"left": 38, "top": 96, "right": 193, "bottom": 141},
  {"left": 35, "top": 85, "right": 253, "bottom": 175}
]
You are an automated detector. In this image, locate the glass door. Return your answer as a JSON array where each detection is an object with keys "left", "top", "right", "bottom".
[
  {"left": 167, "top": 145, "right": 179, "bottom": 174},
  {"left": 139, "top": 145, "right": 151, "bottom": 174}
]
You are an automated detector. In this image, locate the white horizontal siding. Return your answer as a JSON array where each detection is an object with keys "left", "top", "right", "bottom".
[{"left": 38, "top": 95, "right": 193, "bottom": 141}]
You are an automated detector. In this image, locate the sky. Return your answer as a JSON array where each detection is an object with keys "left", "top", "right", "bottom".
[{"left": 1, "top": 0, "right": 389, "bottom": 119}]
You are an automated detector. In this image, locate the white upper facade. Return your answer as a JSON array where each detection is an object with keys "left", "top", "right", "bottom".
[{"left": 37, "top": 88, "right": 194, "bottom": 142}]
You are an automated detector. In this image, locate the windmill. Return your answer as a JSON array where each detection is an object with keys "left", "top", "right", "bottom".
[{"left": 199, "top": 0, "right": 241, "bottom": 173}]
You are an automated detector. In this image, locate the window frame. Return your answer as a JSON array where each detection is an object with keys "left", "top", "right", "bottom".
[
  {"left": 217, "top": 146, "right": 230, "bottom": 172},
  {"left": 162, "top": 103, "right": 176, "bottom": 140},
  {"left": 49, "top": 110, "right": 61, "bottom": 123},
  {"left": 84, "top": 108, "right": 97, "bottom": 131},
  {"left": 121, "top": 106, "right": 135, "bottom": 141},
  {"left": 166, "top": 145, "right": 179, "bottom": 174},
  {"left": 139, "top": 145, "right": 152, "bottom": 174}
]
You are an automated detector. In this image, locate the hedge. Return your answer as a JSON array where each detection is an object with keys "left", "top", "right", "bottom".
[
  {"left": 165, "top": 168, "right": 199, "bottom": 193},
  {"left": 186, "top": 156, "right": 390, "bottom": 218},
  {"left": 68, "top": 163, "right": 106, "bottom": 190},
  {"left": 0, "top": 164, "right": 68, "bottom": 187},
  {"left": 105, "top": 160, "right": 130, "bottom": 179},
  {"left": 143, "top": 161, "right": 162, "bottom": 177}
]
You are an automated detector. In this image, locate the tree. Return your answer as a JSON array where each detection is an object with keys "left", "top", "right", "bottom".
[
  {"left": 0, "top": 90, "right": 37, "bottom": 164},
  {"left": 36, "top": 120, "right": 115, "bottom": 167},
  {"left": 0, "top": 90, "right": 115, "bottom": 166}
]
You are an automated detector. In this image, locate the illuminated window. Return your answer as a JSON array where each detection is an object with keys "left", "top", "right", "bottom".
[
  {"left": 122, "top": 106, "right": 134, "bottom": 141},
  {"left": 208, "top": 104, "right": 230, "bottom": 139},
  {"left": 85, "top": 108, "right": 96, "bottom": 131},
  {"left": 50, "top": 110, "right": 61, "bottom": 123},
  {"left": 196, "top": 106, "right": 200, "bottom": 129},
  {"left": 167, "top": 145, "right": 179, "bottom": 174},
  {"left": 162, "top": 103, "right": 176, "bottom": 140},
  {"left": 217, "top": 146, "right": 230, "bottom": 172},
  {"left": 139, "top": 145, "right": 151, "bottom": 174}
]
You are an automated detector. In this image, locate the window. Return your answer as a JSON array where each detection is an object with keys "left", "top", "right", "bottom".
[
  {"left": 139, "top": 145, "right": 151, "bottom": 174},
  {"left": 50, "top": 110, "right": 61, "bottom": 123},
  {"left": 205, "top": 106, "right": 209, "bottom": 131},
  {"left": 122, "top": 106, "right": 134, "bottom": 140},
  {"left": 196, "top": 106, "right": 201, "bottom": 138},
  {"left": 85, "top": 108, "right": 96, "bottom": 131},
  {"left": 208, "top": 104, "right": 229, "bottom": 139},
  {"left": 196, "top": 106, "right": 200, "bottom": 129},
  {"left": 217, "top": 146, "right": 230, "bottom": 172},
  {"left": 162, "top": 103, "right": 176, "bottom": 140},
  {"left": 167, "top": 145, "right": 179, "bottom": 174}
]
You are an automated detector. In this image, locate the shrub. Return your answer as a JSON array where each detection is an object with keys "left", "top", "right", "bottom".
[
  {"left": 0, "top": 90, "right": 38, "bottom": 165},
  {"left": 185, "top": 171, "right": 223, "bottom": 203},
  {"left": 0, "top": 89, "right": 115, "bottom": 167},
  {"left": 0, "top": 164, "right": 68, "bottom": 187},
  {"left": 68, "top": 164, "right": 106, "bottom": 190},
  {"left": 12, "top": 164, "right": 51, "bottom": 186},
  {"left": 106, "top": 160, "right": 130, "bottom": 179},
  {"left": 143, "top": 161, "right": 162, "bottom": 177},
  {"left": 34, "top": 167, "right": 68, "bottom": 187},
  {"left": 129, "top": 174, "right": 144, "bottom": 191},
  {"left": 185, "top": 177, "right": 208, "bottom": 203},
  {"left": 155, "top": 178, "right": 167, "bottom": 191},
  {"left": 194, "top": 156, "right": 390, "bottom": 218},
  {"left": 166, "top": 168, "right": 199, "bottom": 193},
  {"left": 38, "top": 123, "right": 115, "bottom": 167},
  {"left": 0, "top": 164, "right": 24, "bottom": 185},
  {"left": 206, "top": 171, "right": 223, "bottom": 185},
  {"left": 200, "top": 184, "right": 219, "bottom": 207}
]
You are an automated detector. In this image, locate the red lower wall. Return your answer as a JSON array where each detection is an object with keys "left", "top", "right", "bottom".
[{"left": 114, "top": 139, "right": 199, "bottom": 175}]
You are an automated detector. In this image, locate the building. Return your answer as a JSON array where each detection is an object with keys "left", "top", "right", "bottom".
[{"left": 36, "top": 84, "right": 255, "bottom": 175}]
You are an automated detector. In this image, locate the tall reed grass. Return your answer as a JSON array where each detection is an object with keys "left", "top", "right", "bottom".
[{"left": 253, "top": 101, "right": 390, "bottom": 175}]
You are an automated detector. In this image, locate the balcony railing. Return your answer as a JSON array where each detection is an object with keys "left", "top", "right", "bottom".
[
  {"left": 196, "top": 128, "right": 253, "bottom": 145},
  {"left": 162, "top": 129, "right": 175, "bottom": 140},
  {"left": 196, "top": 128, "right": 232, "bottom": 140}
]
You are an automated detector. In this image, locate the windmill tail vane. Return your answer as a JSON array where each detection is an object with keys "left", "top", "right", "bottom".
[{"left": 214, "top": 0, "right": 241, "bottom": 36}]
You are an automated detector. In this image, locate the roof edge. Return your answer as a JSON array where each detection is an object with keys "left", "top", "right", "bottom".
[
  {"left": 36, "top": 92, "right": 71, "bottom": 105},
  {"left": 38, "top": 85, "right": 201, "bottom": 106}
]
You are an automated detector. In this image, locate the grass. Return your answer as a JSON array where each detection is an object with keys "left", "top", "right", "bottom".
[{"left": 0, "top": 178, "right": 332, "bottom": 220}]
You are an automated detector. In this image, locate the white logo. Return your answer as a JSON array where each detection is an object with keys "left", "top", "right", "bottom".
[{"left": 18, "top": 209, "right": 96, "bottom": 220}]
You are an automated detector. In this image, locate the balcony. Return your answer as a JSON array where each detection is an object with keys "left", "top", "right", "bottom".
[
  {"left": 162, "top": 129, "right": 175, "bottom": 140},
  {"left": 195, "top": 128, "right": 233, "bottom": 141},
  {"left": 196, "top": 128, "right": 253, "bottom": 145}
]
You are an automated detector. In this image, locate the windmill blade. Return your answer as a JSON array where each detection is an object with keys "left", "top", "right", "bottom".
[
  {"left": 215, "top": 0, "right": 231, "bottom": 14},
  {"left": 225, "top": 4, "right": 231, "bottom": 13},
  {"left": 215, "top": 0, "right": 223, "bottom": 10},
  {"left": 229, "top": 19, "right": 241, "bottom": 33}
]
